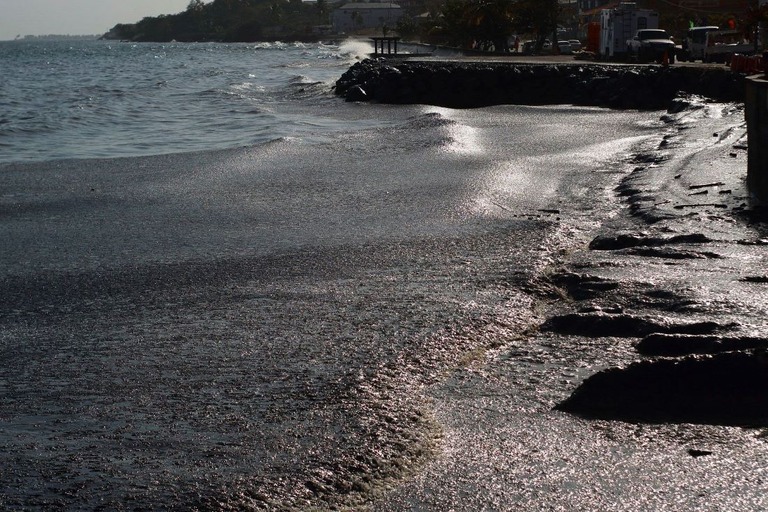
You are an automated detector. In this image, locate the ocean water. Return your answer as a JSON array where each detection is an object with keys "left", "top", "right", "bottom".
[
  {"left": 2, "top": 40, "right": 760, "bottom": 510},
  {"left": 0, "top": 39, "right": 387, "bottom": 163}
]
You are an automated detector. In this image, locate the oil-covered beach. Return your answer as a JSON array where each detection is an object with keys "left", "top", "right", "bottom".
[{"left": 2, "top": 40, "right": 768, "bottom": 510}]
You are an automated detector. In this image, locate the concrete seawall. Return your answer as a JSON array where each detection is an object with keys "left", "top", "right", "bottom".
[
  {"left": 335, "top": 59, "right": 745, "bottom": 110},
  {"left": 745, "top": 74, "right": 768, "bottom": 203}
]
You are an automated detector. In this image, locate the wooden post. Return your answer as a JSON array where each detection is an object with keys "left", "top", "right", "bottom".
[{"left": 371, "top": 37, "right": 400, "bottom": 57}]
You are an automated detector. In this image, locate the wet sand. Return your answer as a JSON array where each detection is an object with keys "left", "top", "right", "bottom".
[
  {"left": 0, "top": 104, "right": 667, "bottom": 509},
  {"left": 2, "top": 96, "right": 765, "bottom": 509},
  {"left": 374, "top": 101, "right": 768, "bottom": 510}
]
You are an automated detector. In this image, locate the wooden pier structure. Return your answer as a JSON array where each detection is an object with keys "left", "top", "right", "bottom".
[{"left": 371, "top": 36, "right": 400, "bottom": 56}]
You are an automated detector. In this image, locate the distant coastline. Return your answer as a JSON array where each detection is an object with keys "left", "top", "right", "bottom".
[{"left": 10, "top": 34, "right": 100, "bottom": 41}]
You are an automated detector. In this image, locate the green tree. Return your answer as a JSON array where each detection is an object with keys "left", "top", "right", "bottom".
[
  {"left": 187, "top": 0, "right": 205, "bottom": 12},
  {"left": 511, "top": 0, "right": 559, "bottom": 52},
  {"left": 104, "top": 0, "right": 338, "bottom": 42},
  {"left": 396, "top": 16, "right": 419, "bottom": 40},
  {"left": 269, "top": 2, "right": 283, "bottom": 24},
  {"left": 316, "top": 0, "right": 329, "bottom": 21},
  {"left": 441, "top": 0, "right": 516, "bottom": 51}
]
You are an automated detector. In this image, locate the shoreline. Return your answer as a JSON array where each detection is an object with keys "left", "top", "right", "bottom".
[
  {"left": 3, "top": 48, "right": 767, "bottom": 509},
  {"left": 373, "top": 96, "right": 768, "bottom": 510},
  {"left": 334, "top": 57, "right": 768, "bottom": 507}
]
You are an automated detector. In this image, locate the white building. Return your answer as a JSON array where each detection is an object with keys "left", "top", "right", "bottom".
[{"left": 331, "top": 3, "right": 404, "bottom": 33}]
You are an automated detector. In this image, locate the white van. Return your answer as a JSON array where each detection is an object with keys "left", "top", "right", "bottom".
[{"left": 681, "top": 26, "right": 718, "bottom": 61}]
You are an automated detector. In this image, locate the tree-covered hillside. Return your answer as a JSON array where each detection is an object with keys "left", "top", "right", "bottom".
[
  {"left": 103, "top": 0, "right": 331, "bottom": 42},
  {"left": 103, "top": 0, "right": 563, "bottom": 50}
]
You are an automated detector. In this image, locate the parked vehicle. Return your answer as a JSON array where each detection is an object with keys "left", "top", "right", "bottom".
[
  {"left": 521, "top": 39, "right": 552, "bottom": 54},
  {"left": 521, "top": 40, "right": 535, "bottom": 54},
  {"left": 568, "top": 39, "right": 583, "bottom": 52},
  {"left": 597, "top": 2, "right": 660, "bottom": 60},
  {"left": 680, "top": 26, "right": 753, "bottom": 62},
  {"left": 626, "top": 29, "right": 676, "bottom": 63},
  {"left": 701, "top": 29, "right": 754, "bottom": 63},
  {"left": 680, "top": 25, "right": 718, "bottom": 61},
  {"left": 557, "top": 41, "right": 572, "bottom": 54}
]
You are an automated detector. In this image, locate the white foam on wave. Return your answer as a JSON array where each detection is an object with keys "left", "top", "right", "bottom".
[
  {"left": 288, "top": 74, "right": 316, "bottom": 85},
  {"left": 252, "top": 41, "right": 288, "bottom": 50},
  {"left": 338, "top": 39, "right": 374, "bottom": 61},
  {"left": 227, "top": 82, "right": 266, "bottom": 97}
]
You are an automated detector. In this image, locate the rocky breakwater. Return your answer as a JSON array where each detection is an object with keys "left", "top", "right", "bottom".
[{"left": 334, "top": 59, "right": 745, "bottom": 109}]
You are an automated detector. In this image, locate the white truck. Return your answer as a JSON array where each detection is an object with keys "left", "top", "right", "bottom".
[
  {"left": 703, "top": 29, "right": 753, "bottom": 63},
  {"left": 626, "top": 28, "right": 676, "bottom": 63},
  {"left": 681, "top": 26, "right": 754, "bottom": 62},
  {"left": 599, "top": 2, "right": 659, "bottom": 60},
  {"left": 679, "top": 26, "right": 718, "bottom": 61}
]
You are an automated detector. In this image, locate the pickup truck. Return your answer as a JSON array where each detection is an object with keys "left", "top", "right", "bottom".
[
  {"left": 626, "top": 29, "right": 676, "bottom": 63},
  {"left": 700, "top": 29, "right": 754, "bottom": 63}
]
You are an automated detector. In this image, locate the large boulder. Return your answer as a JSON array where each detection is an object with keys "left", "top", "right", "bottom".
[{"left": 555, "top": 351, "right": 768, "bottom": 426}]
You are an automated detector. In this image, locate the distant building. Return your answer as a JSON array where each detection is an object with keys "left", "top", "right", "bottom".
[
  {"left": 577, "top": 0, "right": 753, "bottom": 14},
  {"left": 646, "top": 0, "right": 752, "bottom": 10},
  {"left": 331, "top": 3, "right": 404, "bottom": 33},
  {"left": 577, "top": 0, "right": 614, "bottom": 11}
]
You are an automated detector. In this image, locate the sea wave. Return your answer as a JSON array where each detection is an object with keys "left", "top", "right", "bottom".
[
  {"left": 337, "top": 39, "right": 374, "bottom": 60},
  {"left": 0, "top": 40, "right": 355, "bottom": 163}
]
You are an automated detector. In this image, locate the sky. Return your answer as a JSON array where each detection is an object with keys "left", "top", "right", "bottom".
[{"left": 0, "top": 0, "right": 201, "bottom": 41}]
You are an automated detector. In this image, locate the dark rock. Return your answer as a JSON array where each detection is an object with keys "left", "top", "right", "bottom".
[
  {"left": 637, "top": 288, "right": 701, "bottom": 313},
  {"left": 623, "top": 247, "right": 721, "bottom": 259},
  {"left": 589, "top": 232, "right": 712, "bottom": 250},
  {"left": 669, "top": 233, "right": 714, "bottom": 244},
  {"left": 541, "top": 311, "right": 737, "bottom": 338},
  {"left": 334, "top": 60, "right": 745, "bottom": 110},
  {"left": 737, "top": 238, "right": 768, "bottom": 246},
  {"left": 667, "top": 96, "right": 693, "bottom": 113},
  {"left": 673, "top": 203, "right": 728, "bottom": 210},
  {"left": 741, "top": 275, "right": 768, "bottom": 283},
  {"left": 589, "top": 233, "right": 649, "bottom": 250},
  {"left": 636, "top": 333, "right": 768, "bottom": 356},
  {"left": 617, "top": 186, "right": 643, "bottom": 198},
  {"left": 550, "top": 272, "right": 619, "bottom": 300},
  {"left": 555, "top": 351, "right": 768, "bottom": 426},
  {"left": 345, "top": 85, "right": 368, "bottom": 102},
  {"left": 632, "top": 153, "right": 669, "bottom": 165},
  {"left": 689, "top": 181, "right": 725, "bottom": 190}
]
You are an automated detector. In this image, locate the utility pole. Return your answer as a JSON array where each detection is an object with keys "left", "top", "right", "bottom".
[{"left": 551, "top": 0, "right": 560, "bottom": 53}]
